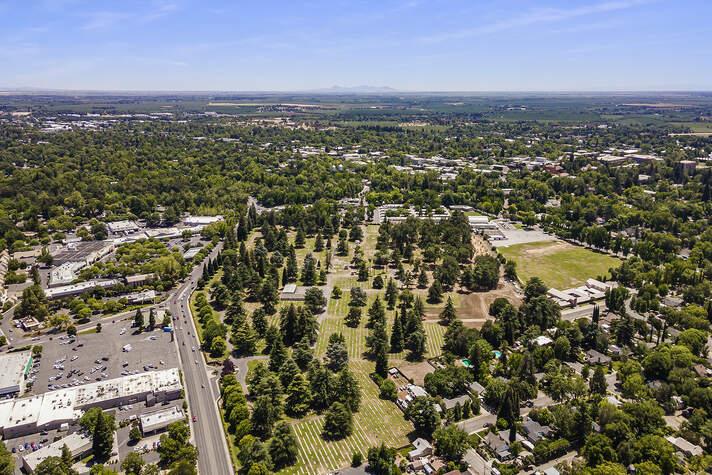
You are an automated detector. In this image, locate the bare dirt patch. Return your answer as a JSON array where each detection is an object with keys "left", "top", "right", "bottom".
[
  {"left": 522, "top": 241, "right": 569, "bottom": 256},
  {"left": 423, "top": 280, "right": 521, "bottom": 329},
  {"left": 397, "top": 360, "right": 436, "bottom": 386}
]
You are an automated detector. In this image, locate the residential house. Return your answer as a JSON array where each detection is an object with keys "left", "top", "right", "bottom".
[
  {"left": 585, "top": 349, "right": 611, "bottom": 365},
  {"left": 521, "top": 417, "right": 553, "bottom": 444},
  {"left": 408, "top": 438, "right": 433, "bottom": 461}
]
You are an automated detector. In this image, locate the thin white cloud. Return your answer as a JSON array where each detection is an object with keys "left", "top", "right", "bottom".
[
  {"left": 420, "top": 0, "right": 654, "bottom": 43},
  {"left": 132, "top": 56, "right": 188, "bottom": 67},
  {"left": 80, "top": 11, "right": 131, "bottom": 31},
  {"left": 140, "top": 0, "right": 180, "bottom": 23}
]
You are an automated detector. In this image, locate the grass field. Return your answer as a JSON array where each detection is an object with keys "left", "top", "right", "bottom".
[
  {"left": 278, "top": 360, "right": 412, "bottom": 475},
  {"left": 498, "top": 240, "right": 620, "bottom": 289}
]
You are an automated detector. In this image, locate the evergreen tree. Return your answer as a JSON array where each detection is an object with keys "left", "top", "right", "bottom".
[
  {"left": 293, "top": 335, "right": 313, "bottom": 370},
  {"left": 294, "top": 227, "right": 306, "bottom": 248},
  {"left": 417, "top": 268, "right": 429, "bottom": 288},
  {"left": 308, "top": 361, "right": 333, "bottom": 411},
  {"left": 268, "top": 421, "right": 299, "bottom": 470},
  {"left": 590, "top": 366, "right": 607, "bottom": 395},
  {"left": 385, "top": 279, "right": 398, "bottom": 309},
  {"left": 314, "top": 233, "right": 324, "bottom": 252},
  {"left": 407, "top": 329, "right": 426, "bottom": 361},
  {"left": 335, "top": 367, "right": 361, "bottom": 412},
  {"left": 275, "top": 355, "right": 295, "bottom": 388},
  {"left": 468, "top": 340, "right": 483, "bottom": 381},
  {"left": 286, "top": 374, "right": 311, "bottom": 417},
  {"left": 251, "top": 308, "right": 268, "bottom": 336},
  {"left": 92, "top": 410, "right": 114, "bottom": 460},
  {"left": 367, "top": 296, "right": 386, "bottom": 328},
  {"left": 345, "top": 307, "right": 362, "bottom": 328},
  {"left": 231, "top": 322, "right": 257, "bottom": 356},
  {"left": 390, "top": 313, "right": 405, "bottom": 353},
  {"left": 498, "top": 385, "right": 519, "bottom": 440},
  {"left": 301, "top": 254, "right": 317, "bottom": 286},
  {"left": 439, "top": 296, "right": 457, "bottom": 325},
  {"left": 322, "top": 402, "right": 353, "bottom": 440},
  {"left": 148, "top": 308, "right": 156, "bottom": 330},
  {"left": 226, "top": 296, "right": 247, "bottom": 327},
  {"left": 269, "top": 336, "right": 288, "bottom": 372},
  {"left": 428, "top": 280, "right": 443, "bottom": 304},
  {"left": 134, "top": 309, "right": 144, "bottom": 330}
]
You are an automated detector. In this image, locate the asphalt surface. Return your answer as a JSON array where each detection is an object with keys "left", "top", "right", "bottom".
[
  {"left": 167, "top": 242, "right": 233, "bottom": 475},
  {"left": 3, "top": 242, "right": 233, "bottom": 474}
]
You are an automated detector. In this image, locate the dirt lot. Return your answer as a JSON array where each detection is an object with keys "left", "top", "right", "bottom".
[
  {"left": 423, "top": 279, "right": 521, "bottom": 329},
  {"left": 396, "top": 360, "right": 436, "bottom": 386}
]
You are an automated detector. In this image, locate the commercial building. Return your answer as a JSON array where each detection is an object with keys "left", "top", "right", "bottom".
[
  {"left": 48, "top": 261, "right": 84, "bottom": 287},
  {"left": 126, "top": 289, "right": 156, "bottom": 304},
  {"left": 182, "top": 247, "right": 201, "bottom": 260},
  {"left": 125, "top": 273, "right": 155, "bottom": 287},
  {"left": 0, "top": 368, "right": 182, "bottom": 438},
  {"left": 44, "top": 279, "right": 119, "bottom": 299},
  {"left": 0, "top": 351, "right": 32, "bottom": 396},
  {"left": 140, "top": 406, "right": 184, "bottom": 434},
  {"left": 21, "top": 432, "right": 93, "bottom": 473},
  {"left": 106, "top": 220, "right": 140, "bottom": 234},
  {"left": 182, "top": 215, "right": 223, "bottom": 226}
]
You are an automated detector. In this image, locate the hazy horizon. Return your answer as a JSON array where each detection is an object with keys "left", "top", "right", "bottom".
[{"left": 2, "top": 0, "right": 711, "bottom": 91}]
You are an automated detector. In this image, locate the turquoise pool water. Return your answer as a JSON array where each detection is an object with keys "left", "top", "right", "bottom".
[
  {"left": 493, "top": 350, "right": 502, "bottom": 358},
  {"left": 461, "top": 359, "right": 472, "bottom": 367}
]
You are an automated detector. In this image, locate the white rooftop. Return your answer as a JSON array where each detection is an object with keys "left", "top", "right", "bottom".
[
  {"left": 140, "top": 406, "right": 184, "bottom": 432},
  {"left": 0, "top": 351, "right": 32, "bottom": 393},
  {"left": 22, "top": 432, "right": 92, "bottom": 472}
]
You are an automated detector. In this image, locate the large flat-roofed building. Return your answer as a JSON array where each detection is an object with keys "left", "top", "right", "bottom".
[
  {"left": 44, "top": 279, "right": 119, "bottom": 299},
  {"left": 182, "top": 247, "right": 201, "bottom": 260},
  {"left": 106, "top": 220, "right": 140, "bottom": 234},
  {"left": 3, "top": 395, "right": 43, "bottom": 439},
  {"left": 21, "top": 432, "right": 93, "bottom": 473},
  {"left": 140, "top": 406, "right": 184, "bottom": 434},
  {"left": 182, "top": 215, "right": 223, "bottom": 226},
  {"left": 0, "top": 351, "right": 32, "bottom": 396},
  {"left": 0, "top": 368, "right": 182, "bottom": 438},
  {"left": 48, "top": 261, "right": 84, "bottom": 287}
]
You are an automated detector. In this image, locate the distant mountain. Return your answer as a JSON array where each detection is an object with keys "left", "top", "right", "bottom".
[{"left": 306, "top": 85, "right": 399, "bottom": 94}]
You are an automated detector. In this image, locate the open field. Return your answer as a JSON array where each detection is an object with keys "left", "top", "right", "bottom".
[
  {"left": 279, "top": 360, "right": 412, "bottom": 475},
  {"left": 498, "top": 240, "right": 620, "bottom": 289}
]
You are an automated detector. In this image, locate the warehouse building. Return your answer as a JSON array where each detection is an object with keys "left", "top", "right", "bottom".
[
  {"left": 106, "top": 220, "right": 140, "bottom": 234},
  {"left": 21, "top": 432, "right": 93, "bottom": 473},
  {"left": 0, "top": 368, "right": 182, "bottom": 438},
  {"left": 44, "top": 279, "right": 119, "bottom": 299},
  {"left": 0, "top": 351, "right": 32, "bottom": 396},
  {"left": 140, "top": 406, "right": 184, "bottom": 434}
]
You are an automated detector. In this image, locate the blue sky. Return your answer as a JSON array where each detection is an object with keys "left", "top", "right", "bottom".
[{"left": 1, "top": 0, "right": 710, "bottom": 91}]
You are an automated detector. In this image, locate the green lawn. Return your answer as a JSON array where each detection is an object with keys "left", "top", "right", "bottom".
[
  {"left": 498, "top": 240, "right": 620, "bottom": 289},
  {"left": 278, "top": 360, "right": 412, "bottom": 475}
]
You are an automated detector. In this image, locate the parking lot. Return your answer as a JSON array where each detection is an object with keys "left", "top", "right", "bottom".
[
  {"left": 5, "top": 398, "right": 185, "bottom": 473},
  {"left": 29, "top": 318, "right": 180, "bottom": 394}
]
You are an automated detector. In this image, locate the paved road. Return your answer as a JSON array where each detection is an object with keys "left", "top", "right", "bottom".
[
  {"left": 457, "top": 412, "right": 498, "bottom": 434},
  {"left": 561, "top": 303, "right": 607, "bottom": 321},
  {"left": 168, "top": 242, "right": 233, "bottom": 475}
]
